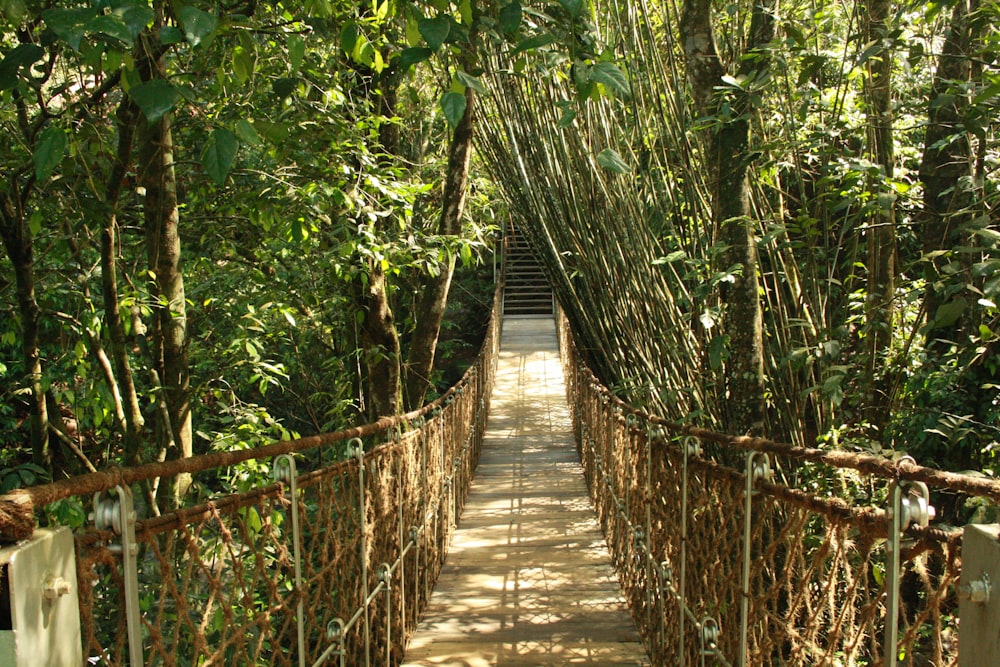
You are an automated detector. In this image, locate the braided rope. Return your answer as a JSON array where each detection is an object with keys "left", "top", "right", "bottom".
[
  {"left": 8, "top": 286, "right": 502, "bottom": 666},
  {"left": 557, "top": 313, "right": 963, "bottom": 667}
]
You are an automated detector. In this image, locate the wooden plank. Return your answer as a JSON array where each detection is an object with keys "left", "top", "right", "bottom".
[{"left": 403, "top": 317, "right": 650, "bottom": 666}]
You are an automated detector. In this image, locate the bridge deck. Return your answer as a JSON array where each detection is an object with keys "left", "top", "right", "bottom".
[{"left": 403, "top": 318, "right": 650, "bottom": 666}]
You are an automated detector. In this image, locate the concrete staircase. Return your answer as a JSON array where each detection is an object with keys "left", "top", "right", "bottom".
[{"left": 503, "top": 225, "right": 553, "bottom": 316}]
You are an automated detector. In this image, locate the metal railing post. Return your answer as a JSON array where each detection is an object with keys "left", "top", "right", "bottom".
[
  {"left": 94, "top": 485, "right": 142, "bottom": 667},
  {"left": 883, "top": 457, "right": 933, "bottom": 667},
  {"left": 740, "top": 452, "right": 772, "bottom": 666},
  {"left": 274, "top": 454, "right": 306, "bottom": 667},
  {"left": 679, "top": 436, "right": 700, "bottom": 667},
  {"left": 380, "top": 563, "right": 392, "bottom": 667},
  {"left": 350, "top": 438, "right": 371, "bottom": 667}
]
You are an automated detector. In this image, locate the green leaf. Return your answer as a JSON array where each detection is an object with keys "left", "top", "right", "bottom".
[
  {"left": 42, "top": 7, "right": 97, "bottom": 51},
  {"left": 596, "top": 147, "right": 630, "bottom": 174},
  {"left": 405, "top": 13, "right": 421, "bottom": 46},
  {"left": 441, "top": 92, "right": 467, "bottom": 128},
  {"left": 512, "top": 33, "right": 557, "bottom": 55},
  {"left": 253, "top": 121, "right": 289, "bottom": 142},
  {"left": 418, "top": 16, "right": 450, "bottom": 50},
  {"left": 455, "top": 71, "right": 487, "bottom": 94},
  {"left": 158, "top": 25, "right": 184, "bottom": 45},
  {"left": 235, "top": 119, "right": 261, "bottom": 146},
  {"left": 558, "top": 105, "right": 576, "bottom": 128},
  {"left": 272, "top": 77, "right": 298, "bottom": 100},
  {"left": 34, "top": 126, "right": 68, "bottom": 181},
  {"left": 233, "top": 46, "right": 252, "bottom": 84},
  {"left": 117, "top": 4, "right": 155, "bottom": 40},
  {"left": 589, "top": 61, "right": 630, "bottom": 98},
  {"left": 85, "top": 14, "right": 133, "bottom": 46},
  {"left": 1, "top": 43, "right": 44, "bottom": 71},
  {"left": 398, "top": 47, "right": 432, "bottom": 71},
  {"left": 340, "top": 21, "right": 359, "bottom": 53},
  {"left": 720, "top": 74, "right": 743, "bottom": 89},
  {"left": 0, "top": 44, "right": 44, "bottom": 90},
  {"left": 708, "top": 335, "right": 729, "bottom": 370},
  {"left": 499, "top": 2, "right": 522, "bottom": 34},
  {"left": 28, "top": 210, "right": 42, "bottom": 236},
  {"left": 128, "top": 79, "right": 180, "bottom": 122},
  {"left": 558, "top": 0, "right": 583, "bottom": 19},
  {"left": 178, "top": 6, "right": 217, "bottom": 47},
  {"left": 201, "top": 128, "right": 239, "bottom": 185},
  {"left": 288, "top": 34, "right": 305, "bottom": 72},
  {"left": 932, "top": 297, "right": 968, "bottom": 329}
]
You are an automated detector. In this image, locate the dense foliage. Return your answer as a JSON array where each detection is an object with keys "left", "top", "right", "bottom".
[
  {"left": 0, "top": 0, "right": 498, "bottom": 506},
  {"left": 1, "top": 0, "right": 998, "bottom": 509}
]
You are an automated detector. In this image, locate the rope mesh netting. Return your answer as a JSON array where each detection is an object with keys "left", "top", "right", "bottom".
[
  {"left": 4, "top": 287, "right": 997, "bottom": 665},
  {"left": 17, "top": 288, "right": 502, "bottom": 667},
  {"left": 557, "top": 314, "right": 966, "bottom": 667}
]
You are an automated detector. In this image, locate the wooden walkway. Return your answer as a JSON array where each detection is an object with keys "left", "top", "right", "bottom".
[{"left": 403, "top": 318, "right": 650, "bottom": 666}]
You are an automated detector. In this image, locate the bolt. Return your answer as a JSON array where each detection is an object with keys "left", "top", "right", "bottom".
[
  {"left": 42, "top": 576, "right": 71, "bottom": 600},
  {"left": 958, "top": 574, "right": 991, "bottom": 604}
]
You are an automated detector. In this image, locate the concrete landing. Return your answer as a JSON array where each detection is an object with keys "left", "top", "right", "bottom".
[{"left": 403, "top": 318, "right": 650, "bottom": 666}]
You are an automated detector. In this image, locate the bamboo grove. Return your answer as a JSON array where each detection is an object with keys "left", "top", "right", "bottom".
[{"left": 478, "top": 0, "right": 1000, "bottom": 476}]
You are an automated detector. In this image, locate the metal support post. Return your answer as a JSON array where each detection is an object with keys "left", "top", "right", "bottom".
[
  {"left": 883, "top": 457, "right": 933, "bottom": 667},
  {"left": 94, "top": 485, "right": 142, "bottom": 667},
  {"left": 740, "top": 452, "right": 772, "bottom": 666},
  {"left": 350, "top": 438, "right": 372, "bottom": 667},
  {"left": 380, "top": 563, "right": 392, "bottom": 667},
  {"left": 0, "top": 526, "right": 82, "bottom": 667},
  {"left": 959, "top": 524, "right": 999, "bottom": 666},
  {"left": 679, "top": 436, "right": 701, "bottom": 667},
  {"left": 275, "top": 454, "right": 305, "bottom": 667}
]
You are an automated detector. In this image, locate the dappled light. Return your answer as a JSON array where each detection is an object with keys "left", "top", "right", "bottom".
[{"left": 404, "top": 317, "right": 649, "bottom": 665}]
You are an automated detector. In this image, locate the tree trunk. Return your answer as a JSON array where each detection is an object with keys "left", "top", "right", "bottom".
[
  {"left": 681, "top": 0, "right": 773, "bottom": 435},
  {"left": 104, "top": 97, "right": 145, "bottom": 465},
  {"left": 404, "top": 86, "right": 476, "bottom": 410},
  {"left": 919, "top": 0, "right": 976, "bottom": 346},
  {"left": 0, "top": 192, "right": 49, "bottom": 469},
  {"left": 138, "top": 43, "right": 191, "bottom": 506},
  {"left": 862, "top": 0, "right": 896, "bottom": 426},
  {"left": 357, "top": 264, "right": 402, "bottom": 419}
]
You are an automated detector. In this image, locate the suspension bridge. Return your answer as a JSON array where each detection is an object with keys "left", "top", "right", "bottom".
[{"left": 2, "top": 267, "right": 1000, "bottom": 666}]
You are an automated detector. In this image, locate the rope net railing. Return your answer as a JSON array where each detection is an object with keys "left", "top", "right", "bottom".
[
  {"left": 556, "top": 313, "right": 994, "bottom": 667},
  {"left": 0, "top": 286, "right": 502, "bottom": 667}
]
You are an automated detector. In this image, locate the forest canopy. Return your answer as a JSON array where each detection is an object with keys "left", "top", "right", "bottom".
[{"left": 1, "top": 0, "right": 998, "bottom": 515}]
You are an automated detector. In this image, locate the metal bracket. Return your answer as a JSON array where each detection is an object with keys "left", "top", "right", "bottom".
[
  {"left": 700, "top": 616, "right": 721, "bottom": 664},
  {"left": 958, "top": 572, "right": 991, "bottom": 605},
  {"left": 94, "top": 485, "right": 142, "bottom": 667},
  {"left": 684, "top": 436, "right": 702, "bottom": 458},
  {"left": 883, "top": 458, "right": 935, "bottom": 667}
]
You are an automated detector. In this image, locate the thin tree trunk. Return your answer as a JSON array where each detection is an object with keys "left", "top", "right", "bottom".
[
  {"left": 138, "top": 42, "right": 191, "bottom": 506},
  {"left": 863, "top": 0, "right": 896, "bottom": 426},
  {"left": 357, "top": 264, "right": 402, "bottom": 419},
  {"left": 404, "top": 86, "right": 476, "bottom": 410},
  {"left": 0, "top": 191, "right": 49, "bottom": 469},
  {"left": 105, "top": 96, "right": 145, "bottom": 465}
]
